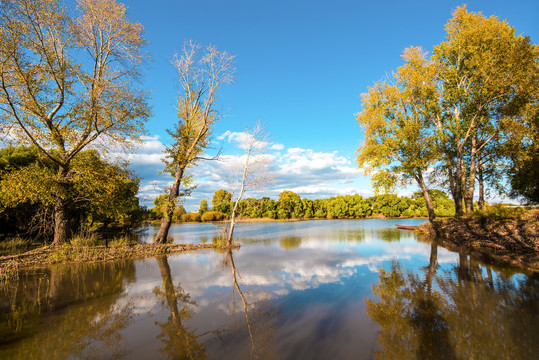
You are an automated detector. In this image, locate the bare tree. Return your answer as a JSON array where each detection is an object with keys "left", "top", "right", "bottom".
[
  {"left": 226, "top": 122, "right": 274, "bottom": 247},
  {"left": 153, "top": 41, "right": 234, "bottom": 244}
]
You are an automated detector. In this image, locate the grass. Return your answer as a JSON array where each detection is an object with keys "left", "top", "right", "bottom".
[
  {"left": 470, "top": 204, "right": 526, "bottom": 220},
  {"left": 0, "top": 237, "right": 33, "bottom": 251},
  {"left": 0, "top": 234, "right": 239, "bottom": 281}
]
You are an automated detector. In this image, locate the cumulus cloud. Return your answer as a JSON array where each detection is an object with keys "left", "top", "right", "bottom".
[{"left": 128, "top": 130, "right": 372, "bottom": 210}]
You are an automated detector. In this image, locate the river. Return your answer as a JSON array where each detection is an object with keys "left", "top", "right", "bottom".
[{"left": 1, "top": 219, "right": 537, "bottom": 359}]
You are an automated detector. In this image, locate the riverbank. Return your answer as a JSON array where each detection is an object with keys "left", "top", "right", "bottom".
[
  {"left": 0, "top": 242, "right": 238, "bottom": 280},
  {"left": 418, "top": 210, "right": 539, "bottom": 272}
]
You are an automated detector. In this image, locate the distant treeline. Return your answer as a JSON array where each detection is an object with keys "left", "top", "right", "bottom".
[{"left": 149, "top": 189, "right": 457, "bottom": 222}]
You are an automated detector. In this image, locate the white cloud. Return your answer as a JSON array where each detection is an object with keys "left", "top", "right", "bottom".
[
  {"left": 270, "top": 143, "right": 285, "bottom": 150},
  {"left": 128, "top": 132, "right": 372, "bottom": 210}
]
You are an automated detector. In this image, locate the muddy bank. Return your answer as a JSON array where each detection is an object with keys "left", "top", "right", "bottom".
[
  {"left": 418, "top": 210, "right": 539, "bottom": 272},
  {"left": 0, "top": 242, "right": 238, "bottom": 279}
]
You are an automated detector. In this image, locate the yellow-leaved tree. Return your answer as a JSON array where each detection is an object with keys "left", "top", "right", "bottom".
[
  {"left": 153, "top": 41, "right": 234, "bottom": 244},
  {"left": 0, "top": 0, "right": 150, "bottom": 244},
  {"left": 357, "top": 47, "right": 440, "bottom": 222}
]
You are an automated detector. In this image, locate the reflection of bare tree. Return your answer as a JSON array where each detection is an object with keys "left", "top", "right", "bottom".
[
  {"left": 225, "top": 250, "right": 278, "bottom": 360},
  {"left": 366, "top": 242, "right": 539, "bottom": 359},
  {"left": 154, "top": 256, "right": 208, "bottom": 359}
]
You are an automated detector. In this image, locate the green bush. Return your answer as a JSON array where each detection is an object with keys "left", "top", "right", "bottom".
[
  {"left": 181, "top": 212, "right": 201, "bottom": 222},
  {"left": 201, "top": 211, "right": 227, "bottom": 222}
]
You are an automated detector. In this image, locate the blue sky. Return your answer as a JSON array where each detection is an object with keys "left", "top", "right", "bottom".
[{"left": 118, "top": 0, "right": 539, "bottom": 210}]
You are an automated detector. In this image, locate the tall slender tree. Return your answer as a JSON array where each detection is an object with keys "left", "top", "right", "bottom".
[
  {"left": 153, "top": 41, "right": 234, "bottom": 244},
  {"left": 0, "top": 0, "right": 150, "bottom": 244},
  {"left": 225, "top": 122, "right": 273, "bottom": 245}
]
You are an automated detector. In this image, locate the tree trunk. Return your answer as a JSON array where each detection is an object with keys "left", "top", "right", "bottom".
[
  {"left": 226, "top": 153, "right": 249, "bottom": 247},
  {"left": 52, "top": 165, "right": 70, "bottom": 245},
  {"left": 464, "top": 137, "right": 478, "bottom": 213},
  {"left": 227, "top": 200, "right": 239, "bottom": 247},
  {"left": 477, "top": 157, "right": 485, "bottom": 211},
  {"left": 154, "top": 167, "right": 184, "bottom": 244},
  {"left": 453, "top": 149, "right": 465, "bottom": 216},
  {"left": 415, "top": 170, "right": 436, "bottom": 222}
]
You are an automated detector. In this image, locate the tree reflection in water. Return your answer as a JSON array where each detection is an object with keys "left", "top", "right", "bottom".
[
  {"left": 0, "top": 261, "right": 136, "bottom": 359},
  {"left": 224, "top": 249, "right": 278, "bottom": 360},
  {"left": 153, "top": 252, "right": 278, "bottom": 360},
  {"left": 154, "top": 256, "right": 208, "bottom": 359},
  {"left": 366, "top": 241, "right": 539, "bottom": 360}
]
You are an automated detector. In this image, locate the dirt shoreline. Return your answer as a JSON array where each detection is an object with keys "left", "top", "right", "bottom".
[
  {"left": 0, "top": 243, "right": 238, "bottom": 279},
  {"left": 418, "top": 210, "right": 539, "bottom": 273}
]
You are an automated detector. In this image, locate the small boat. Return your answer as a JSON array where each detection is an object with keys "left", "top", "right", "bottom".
[{"left": 396, "top": 224, "right": 418, "bottom": 230}]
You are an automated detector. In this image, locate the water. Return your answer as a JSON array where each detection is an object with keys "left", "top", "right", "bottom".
[{"left": 1, "top": 219, "right": 538, "bottom": 359}]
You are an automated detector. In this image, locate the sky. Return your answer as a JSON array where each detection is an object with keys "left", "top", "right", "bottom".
[{"left": 111, "top": 0, "right": 539, "bottom": 210}]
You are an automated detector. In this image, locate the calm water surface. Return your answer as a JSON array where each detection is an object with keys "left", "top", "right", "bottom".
[{"left": 1, "top": 219, "right": 538, "bottom": 359}]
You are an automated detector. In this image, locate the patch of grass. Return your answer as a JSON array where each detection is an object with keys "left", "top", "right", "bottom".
[
  {"left": 109, "top": 236, "right": 139, "bottom": 248},
  {"left": 48, "top": 244, "right": 73, "bottom": 264},
  {"left": 0, "top": 237, "right": 33, "bottom": 251},
  {"left": 70, "top": 232, "right": 103, "bottom": 247},
  {"left": 471, "top": 204, "right": 525, "bottom": 220}
]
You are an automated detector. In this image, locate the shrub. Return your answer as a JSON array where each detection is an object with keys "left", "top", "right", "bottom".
[
  {"left": 181, "top": 212, "right": 201, "bottom": 222},
  {"left": 201, "top": 211, "right": 227, "bottom": 222}
]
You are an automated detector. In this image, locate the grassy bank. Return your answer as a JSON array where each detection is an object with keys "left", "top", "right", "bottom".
[
  {"left": 418, "top": 209, "right": 539, "bottom": 272},
  {"left": 0, "top": 239, "right": 239, "bottom": 280}
]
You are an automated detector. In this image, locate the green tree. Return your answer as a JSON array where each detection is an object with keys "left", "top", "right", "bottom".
[
  {"left": 153, "top": 41, "right": 234, "bottom": 244},
  {"left": 507, "top": 105, "right": 539, "bottom": 204},
  {"left": 151, "top": 195, "right": 185, "bottom": 222},
  {"left": 357, "top": 47, "right": 439, "bottom": 221},
  {"left": 276, "top": 190, "right": 302, "bottom": 219},
  {"left": 212, "top": 189, "right": 232, "bottom": 214},
  {"left": 198, "top": 199, "right": 209, "bottom": 215},
  {"left": 0, "top": 146, "right": 143, "bottom": 239},
  {"left": 432, "top": 6, "right": 538, "bottom": 214},
  {"left": 0, "top": 0, "right": 150, "bottom": 244}
]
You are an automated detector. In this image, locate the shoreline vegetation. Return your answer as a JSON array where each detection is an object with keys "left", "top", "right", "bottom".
[
  {"left": 0, "top": 240, "right": 240, "bottom": 280},
  {"left": 2, "top": 208, "right": 538, "bottom": 277}
]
